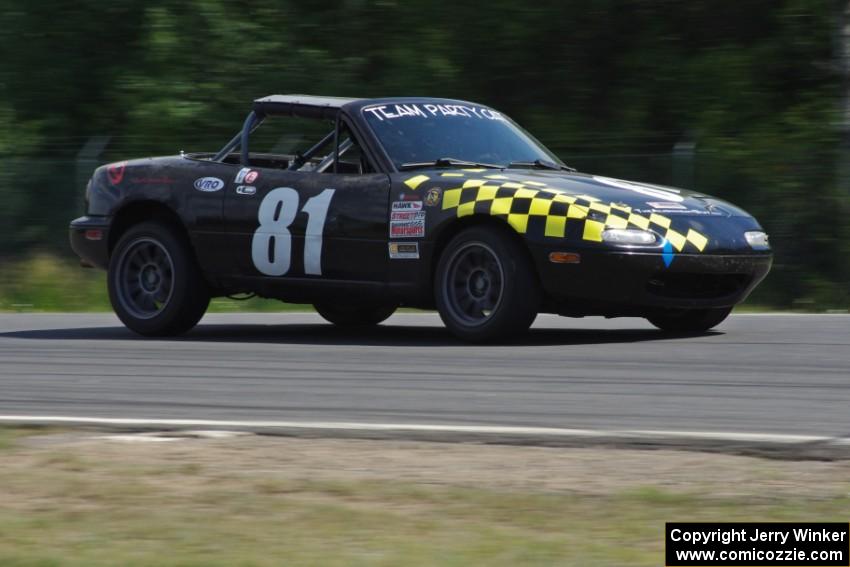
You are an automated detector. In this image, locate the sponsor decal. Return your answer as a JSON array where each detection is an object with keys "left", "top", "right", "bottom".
[
  {"left": 236, "top": 185, "right": 256, "bottom": 196},
  {"left": 363, "top": 103, "right": 506, "bottom": 122},
  {"left": 194, "top": 177, "right": 224, "bottom": 192},
  {"left": 398, "top": 193, "right": 422, "bottom": 201},
  {"left": 235, "top": 167, "right": 251, "bottom": 183},
  {"left": 107, "top": 162, "right": 126, "bottom": 185},
  {"left": 245, "top": 170, "right": 259, "bottom": 184},
  {"left": 388, "top": 242, "right": 420, "bottom": 259},
  {"left": 390, "top": 206, "right": 426, "bottom": 238},
  {"left": 391, "top": 210, "right": 426, "bottom": 222},
  {"left": 392, "top": 200, "right": 423, "bottom": 212},
  {"left": 424, "top": 187, "right": 442, "bottom": 207},
  {"left": 390, "top": 219, "right": 426, "bottom": 238}
]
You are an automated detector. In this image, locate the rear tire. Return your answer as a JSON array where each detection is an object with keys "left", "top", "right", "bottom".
[
  {"left": 108, "top": 221, "right": 210, "bottom": 336},
  {"left": 435, "top": 226, "right": 541, "bottom": 342},
  {"left": 646, "top": 306, "right": 732, "bottom": 333},
  {"left": 314, "top": 301, "right": 396, "bottom": 327}
]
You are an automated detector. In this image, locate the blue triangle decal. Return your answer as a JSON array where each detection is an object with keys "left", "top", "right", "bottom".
[{"left": 662, "top": 240, "right": 674, "bottom": 268}]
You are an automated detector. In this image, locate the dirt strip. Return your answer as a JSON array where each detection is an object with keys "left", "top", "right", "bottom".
[{"left": 10, "top": 431, "right": 850, "bottom": 500}]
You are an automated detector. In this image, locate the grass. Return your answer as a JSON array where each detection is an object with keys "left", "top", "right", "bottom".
[
  {"left": 0, "top": 253, "right": 310, "bottom": 313},
  {"left": 0, "top": 427, "right": 44, "bottom": 451},
  {"left": 0, "top": 429, "right": 848, "bottom": 566}
]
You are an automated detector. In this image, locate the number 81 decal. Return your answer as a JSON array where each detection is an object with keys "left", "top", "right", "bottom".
[{"left": 251, "top": 187, "right": 335, "bottom": 276}]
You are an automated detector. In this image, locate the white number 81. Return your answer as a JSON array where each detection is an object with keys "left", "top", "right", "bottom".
[{"left": 251, "top": 187, "right": 335, "bottom": 276}]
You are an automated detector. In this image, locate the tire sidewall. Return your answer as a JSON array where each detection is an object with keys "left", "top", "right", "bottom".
[
  {"left": 435, "top": 225, "right": 540, "bottom": 341},
  {"left": 108, "top": 222, "right": 206, "bottom": 336}
]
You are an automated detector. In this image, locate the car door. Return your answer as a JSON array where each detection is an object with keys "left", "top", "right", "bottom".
[
  {"left": 223, "top": 165, "right": 390, "bottom": 283},
  {"left": 180, "top": 160, "right": 233, "bottom": 276}
]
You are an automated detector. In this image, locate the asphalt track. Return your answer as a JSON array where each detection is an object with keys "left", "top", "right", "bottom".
[{"left": 0, "top": 313, "right": 848, "bottom": 456}]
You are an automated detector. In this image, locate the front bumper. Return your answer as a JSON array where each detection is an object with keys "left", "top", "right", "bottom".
[
  {"left": 69, "top": 216, "right": 110, "bottom": 269},
  {"left": 531, "top": 244, "right": 772, "bottom": 314}
]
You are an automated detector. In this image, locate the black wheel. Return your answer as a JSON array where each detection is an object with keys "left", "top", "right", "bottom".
[
  {"left": 108, "top": 221, "right": 210, "bottom": 336},
  {"left": 435, "top": 226, "right": 541, "bottom": 342},
  {"left": 646, "top": 306, "right": 732, "bottom": 333},
  {"left": 314, "top": 301, "right": 396, "bottom": 327}
]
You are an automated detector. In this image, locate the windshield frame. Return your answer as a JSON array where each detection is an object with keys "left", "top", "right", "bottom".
[{"left": 356, "top": 100, "right": 564, "bottom": 173}]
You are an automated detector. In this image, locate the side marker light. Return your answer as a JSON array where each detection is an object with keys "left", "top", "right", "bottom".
[{"left": 549, "top": 252, "right": 581, "bottom": 264}]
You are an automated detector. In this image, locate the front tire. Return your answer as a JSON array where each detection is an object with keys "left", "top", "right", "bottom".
[
  {"left": 108, "top": 221, "right": 210, "bottom": 336},
  {"left": 646, "top": 306, "right": 732, "bottom": 333},
  {"left": 314, "top": 301, "right": 396, "bottom": 327},
  {"left": 435, "top": 226, "right": 541, "bottom": 342}
]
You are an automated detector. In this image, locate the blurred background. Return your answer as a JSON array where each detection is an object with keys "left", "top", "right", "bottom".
[{"left": 1, "top": 0, "right": 848, "bottom": 310}]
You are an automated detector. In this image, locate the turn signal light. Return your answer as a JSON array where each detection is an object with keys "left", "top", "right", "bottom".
[
  {"left": 602, "top": 228, "right": 657, "bottom": 245},
  {"left": 549, "top": 252, "right": 581, "bottom": 264},
  {"left": 744, "top": 231, "right": 770, "bottom": 250}
]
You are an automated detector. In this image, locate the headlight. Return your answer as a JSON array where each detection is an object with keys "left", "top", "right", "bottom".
[
  {"left": 602, "top": 228, "right": 657, "bottom": 246},
  {"left": 745, "top": 231, "right": 770, "bottom": 250}
]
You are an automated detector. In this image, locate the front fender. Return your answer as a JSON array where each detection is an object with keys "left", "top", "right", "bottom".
[{"left": 87, "top": 161, "right": 177, "bottom": 217}]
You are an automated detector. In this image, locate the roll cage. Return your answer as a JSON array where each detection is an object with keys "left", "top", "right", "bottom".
[
  {"left": 210, "top": 94, "right": 388, "bottom": 174},
  {"left": 211, "top": 94, "right": 519, "bottom": 175}
]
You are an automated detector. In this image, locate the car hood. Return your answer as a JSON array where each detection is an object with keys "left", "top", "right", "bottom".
[
  {"left": 399, "top": 168, "right": 766, "bottom": 255},
  {"left": 413, "top": 168, "right": 752, "bottom": 218}
]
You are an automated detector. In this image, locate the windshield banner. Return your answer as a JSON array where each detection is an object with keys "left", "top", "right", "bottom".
[{"left": 363, "top": 103, "right": 505, "bottom": 122}]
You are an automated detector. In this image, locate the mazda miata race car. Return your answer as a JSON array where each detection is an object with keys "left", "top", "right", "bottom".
[{"left": 70, "top": 95, "right": 772, "bottom": 341}]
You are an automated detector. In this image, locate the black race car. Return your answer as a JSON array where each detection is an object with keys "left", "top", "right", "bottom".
[{"left": 70, "top": 95, "right": 772, "bottom": 341}]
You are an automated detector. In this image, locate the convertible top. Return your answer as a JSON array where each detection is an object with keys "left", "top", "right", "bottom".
[
  {"left": 252, "top": 95, "right": 364, "bottom": 120},
  {"left": 251, "top": 94, "right": 490, "bottom": 121}
]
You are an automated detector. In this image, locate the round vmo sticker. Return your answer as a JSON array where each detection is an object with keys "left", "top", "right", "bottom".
[{"left": 194, "top": 177, "right": 224, "bottom": 192}]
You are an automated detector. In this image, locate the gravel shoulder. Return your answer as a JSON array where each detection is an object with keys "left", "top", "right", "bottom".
[{"left": 2, "top": 429, "right": 848, "bottom": 566}]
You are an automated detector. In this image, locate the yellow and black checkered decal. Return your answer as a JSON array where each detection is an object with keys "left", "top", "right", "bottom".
[{"left": 406, "top": 173, "right": 708, "bottom": 252}]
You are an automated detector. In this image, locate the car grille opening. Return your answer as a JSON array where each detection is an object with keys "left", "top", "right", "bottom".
[{"left": 646, "top": 273, "right": 751, "bottom": 300}]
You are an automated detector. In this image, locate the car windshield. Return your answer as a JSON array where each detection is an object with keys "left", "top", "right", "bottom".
[{"left": 361, "top": 102, "right": 562, "bottom": 170}]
